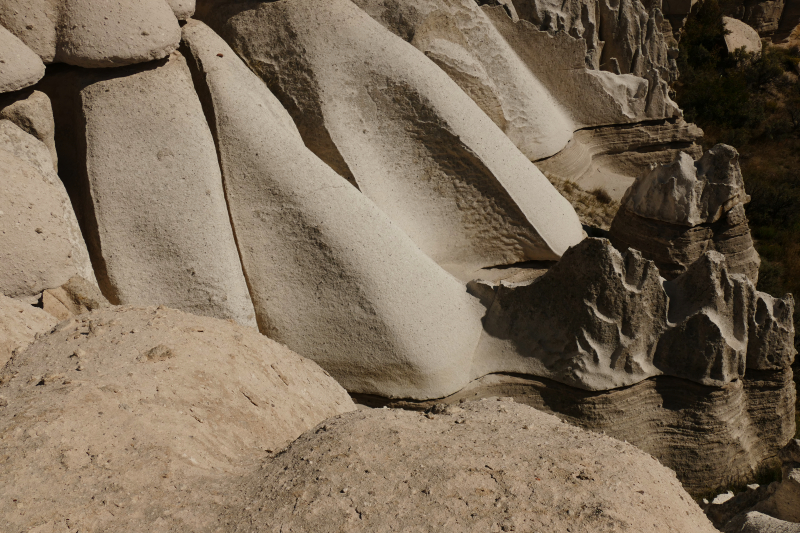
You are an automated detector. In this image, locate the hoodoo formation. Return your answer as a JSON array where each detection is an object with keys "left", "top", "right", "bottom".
[{"left": 0, "top": 0, "right": 798, "bottom": 531}]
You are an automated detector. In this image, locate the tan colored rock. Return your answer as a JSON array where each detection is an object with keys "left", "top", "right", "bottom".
[
  {"left": 725, "top": 511, "right": 800, "bottom": 533},
  {"left": 182, "top": 21, "right": 484, "bottom": 400},
  {"left": 0, "top": 293, "right": 56, "bottom": 368},
  {"left": 351, "top": 0, "right": 576, "bottom": 160},
  {"left": 0, "top": 306, "right": 355, "bottom": 533},
  {"left": 368, "top": 367, "right": 796, "bottom": 496},
  {"left": 0, "top": 89, "right": 58, "bottom": 170},
  {"left": 752, "top": 440, "right": 800, "bottom": 524},
  {"left": 724, "top": 17, "right": 764, "bottom": 53},
  {"left": 166, "top": 0, "right": 195, "bottom": 20},
  {"left": 0, "top": 120, "right": 95, "bottom": 303},
  {"left": 40, "top": 53, "right": 256, "bottom": 327},
  {"left": 0, "top": 0, "right": 180, "bottom": 68},
  {"left": 227, "top": 400, "right": 719, "bottom": 533},
  {"left": 0, "top": 24, "right": 45, "bottom": 93},
  {"left": 41, "top": 276, "right": 110, "bottom": 321},
  {"left": 196, "top": 0, "right": 584, "bottom": 276},
  {"left": 724, "top": 0, "right": 786, "bottom": 34},
  {"left": 610, "top": 145, "right": 761, "bottom": 284}
]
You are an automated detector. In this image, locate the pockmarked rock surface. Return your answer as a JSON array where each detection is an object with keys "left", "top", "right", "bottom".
[
  {"left": 0, "top": 25, "right": 45, "bottom": 94},
  {"left": 611, "top": 145, "right": 761, "bottom": 283},
  {"left": 0, "top": 0, "right": 181, "bottom": 67},
  {"left": 0, "top": 89, "right": 59, "bottom": 170},
  {"left": 0, "top": 293, "right": 57, "bottom": 367},
  {"left": 0, "top": 306, "right": 355, "bottom": 533},
  {"left": 225, "top": 400, "right": 719, "bottom": 533},
  {"left": 196, "top": 0, "right": 584, "bottom": 275},
  {"left": 181, "top": 20, "right": 484, "bottom": 400},
  {"left": 41, "top": 53, "right": 256, "bottom": 327},
  {"left": 0, "top": 120, "right": 95, "bottom": 302}
]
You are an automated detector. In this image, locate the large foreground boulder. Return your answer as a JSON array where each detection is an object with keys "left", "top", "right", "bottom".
[
  {"left": 224, "top": 399, "right": 719, "bottom": 533},
  {"left": 181, "top": 21, "right": 484, "bottom": 400},
  {"left": 0, "top": 0, "right": 181, "bottom": 67},
  {"left": 0, "top": 293, "right": 57, "bottom": 367},
  {"left": 0, "top": 120, "right": 95, "bottom": 302},
  {"left": 41, "top": 53, "right": 256, "bottom": 327},
  {"left": 196, "top": 0, "right": 584, "bottom": 276},
  {"left": 0, "top": 306, "right": 355, "bottom": 533}
]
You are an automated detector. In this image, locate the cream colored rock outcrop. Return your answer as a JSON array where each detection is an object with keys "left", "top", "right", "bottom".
[
  {"left": 0, "top": 90, "right": 58, "bottom": 170},
  {"left": 196, "top": 0, "right": 584, "bottom": 276},
  {"left": 0, "top": 293, "right": 56, "bottom": 367},
  {"left": 0, "top": 25, "right": 45, "bottom": 93},
  {"left": 40, "top": 53, "right": 256, "bottom": 327},
  {"left": 0, "top": 120, "right": 95, "bottom": 302},
  {"left": 0, "top": 306, "right": 355, "bottom": 533},
  {"left": 227, "top": 400, "right": 720, "bottom": 533},
  {"left": 724, "top": 17, "right": 764, "bottom": 53},
  {"left": 0, "top": 0, "right": 180, "bottom": 67},
  {"left": 182, "top": 20, "right": 485, "bottom": 400}
]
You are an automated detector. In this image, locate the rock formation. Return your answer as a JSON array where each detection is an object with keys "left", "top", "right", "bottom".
[
  {"left": 724, "top": 16, "right": 764, "bottom": 53},
  {"left": 0, "top": 306, "right": 355, "bottom": 533},
  {"left": 181, "top": 20, "right": 484, "bottom": 400},
  {"left": 610, "top": 144, "right": 761, "bottom": 283},
  {"left": 724, "top": 0, "right": 787, "bottom": 35},
  {"left": 0, "top": 119, "right": 95, "bottom": 303},
  {"left": 751, "top": 440, "right": 800, "bottom": 523},
  {"left": 0, "top": 0, "right": 181, "bottom": 67},
  {"left": 225, "top": 399, "right": 719, "bottom": 533},
  {"left": 0, "top": 293, "right": 56, "bottom": 367},
  {"left": 195, "top": 0, "right": 584, "bottom": 276},
  {"left": 0, "top": 89, "right": 58, "bottom": 169},
  {"left": 40, "top": 275, "right": 111, "bottom": 321},
  {"left": 0, "top": 25, "right": 44, "bottom": 94},
  {"left": 40, "top": 53, "right": 257, "bottom": 327},
  {"left": 726, "top": 512, "right": 800, "bottom": 533}
]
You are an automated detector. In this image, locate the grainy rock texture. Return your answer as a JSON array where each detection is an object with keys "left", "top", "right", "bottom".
[
  {"left": 167, "top": 0, "right": 195, "bottom": 20},
  {"left": 357, "top": 368, "right": 797, "bottom": 496},
  {"left": 751, "top": 440, "right": 800, "bottom": 523},
  {"left": 196, "top": 0, "right": 584, "bottom": 275},
  {"left": 724, "top": 0, "right": 787, "bottom": 34},
  {"left": 537, "top": 119, "right": 704, "bottom": 201},
  {"left": 471, "top": 238, "right": 669, "bottom": 391},
  {"left": 0, "top": 89, "right": 58, "bottom": 170},
  {"left": 0, "top": 120, "right": 95, "bottom": 302},
  {"left": 610, "top": 145, "right": 761, "bottom": 283},
  {"left": 41, "top": 53, "right": 256, "bottom": 327},
  {"left": 40, "top": 276, "right": 111, "bottom": 321},
  {"left": 224, "top": 400, "right": 719, "bottom": 533},
  {"left": 513, "top": 0, "right": 678, "bottom": 80},
  {"left": 726, "top": 512, "right": 800, "bottom": 532},
  {"left": 0, "top": 25, "right": 45, "bottom": 93},
  {"left": 0, "top": 293, "right": 57, "bottom": 367},
  {"left": 724, "top": 16, "right": 764, "bottom": 52},
  {"left": 181, "top": 20, "right": 484, "bottom": 400},
  {"left": 0, "top": 0, "right": 181, "bottom": 67},
  {"left": 0, "top": 306, "right": 355, "bottom": 533}
]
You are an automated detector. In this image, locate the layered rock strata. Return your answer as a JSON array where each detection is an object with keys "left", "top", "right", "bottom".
[
  {"left": 0, "top": 119, "right": 95, "bottom": 303},
  {"left": 0, "top": 25, "right": 44, "bottom": 93},
  {"left": 610, "top": 145, "right": 761, "bottom": 283},
  {"left": 40, "top": 53, "right": 257, "bottom": 327},
  {"left": 181, "top": 20, "right": 484, "bottom": 400},
  {"left": 226, "top": 400, "right": 719, "bottom": 533},
  {"left": 0, "top": 0, "right": 181, "bottom": 67},
  {"left": 354, "top": 369, "right": 796, "bottom": 496},
  {"left": 195, "top": 0, "right": 584, "bottom": 275},
  {"left": 0, "top": 306, "right": 356, "bottom": 533}
]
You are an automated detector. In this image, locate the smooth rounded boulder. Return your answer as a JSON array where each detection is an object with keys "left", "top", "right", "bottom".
[
  {"left": 0, "top": 0, "right": 181, "bottom": 68},
  {"left": 0, "top": 306, "right": 355, "bottom": 533},
  {"left": 181, "top": 20, "right": 484, "bottom": 400},
  {"left": 0, "top": 25, "right": 45, "bottom": 93},
  {"left": 225, "top": 399, "right": 719, "bottom": 533},
  {"left": 196, "top": 0, "right": 584, "bottom": 278}
]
